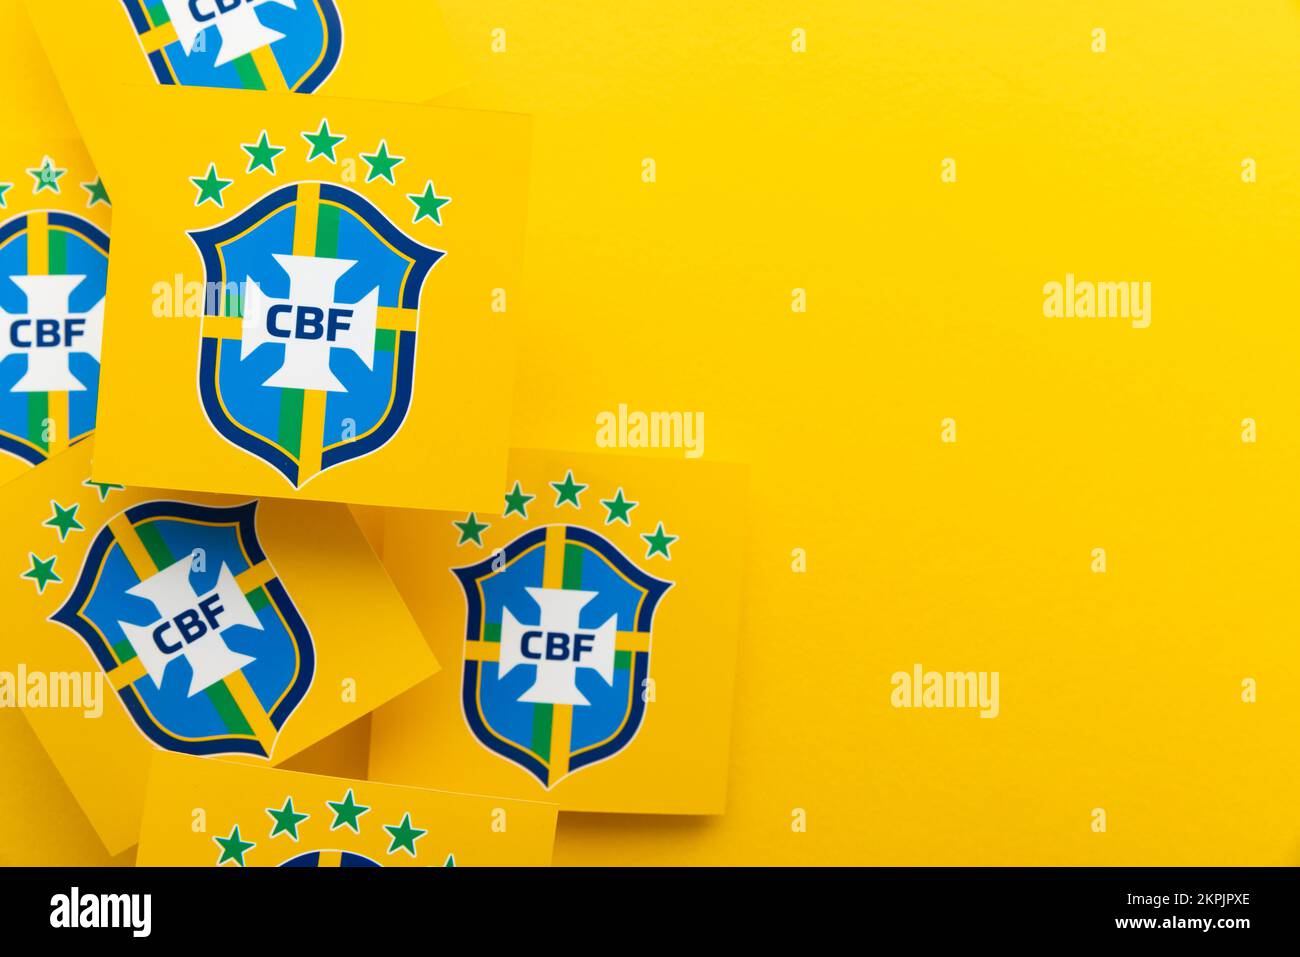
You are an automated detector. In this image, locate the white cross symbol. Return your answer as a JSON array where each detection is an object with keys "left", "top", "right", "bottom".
[
  {"left": 0, "top": 274, "right": 103, "bottom": 393},
  {"left": 161, "top": 0, "right": 298, "bottom": 68},
  {"left": 117, "top": 555, "right": 262, "bottom": 698},
  {"left": 498, "top": 587, "right": 617, "bottom": 706},
  {"left": 241, "top": 254, "right": 379, "bottom": 393}
]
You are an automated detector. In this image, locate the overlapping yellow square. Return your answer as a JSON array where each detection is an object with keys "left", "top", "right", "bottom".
[
  {"left": 0, "top": 441, "right": 438, "bottom": 854},
  {"left": 24, "top": 0, "right": 463, "bottom": 127},
  {"left": 138, "top": 752, "right": 557, "bottom": 867},
  {"left": 371, "top": 449, "right": 746, "bottom": 814},
  {"left": 80, "top": 84, "right": 529, "bottom": 510},
  {"left": 0, "top": 131, "right": 110, "bottom": 489}
]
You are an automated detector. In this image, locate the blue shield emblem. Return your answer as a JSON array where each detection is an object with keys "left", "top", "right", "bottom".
[
  {"left": 0, "top": 211, "right": 108, "bottom": 466},
  {"left": 51, "top": 500, "right": 314, "bottom": 757},
  {"left": 121, "top": 0, "right": 343, "bottom": 93},
  {"left": 454, "top": 526, "right": 672, "bottom": 788},
  {"left": 191, "top": 182, "right": 443, "bottom": 487}
]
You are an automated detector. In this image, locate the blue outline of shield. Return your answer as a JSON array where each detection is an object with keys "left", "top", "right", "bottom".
[
  {"left": 120, "top": 0, "right": 343, "bottom": 93},
  {"left": 50, "top": 499, "right": 315, "bottom": 758},
  {"left": 453, "top": 525, "right": 673, "bottom": 789},
  {"left": 0, "top": 211, "right": 109, "bottom": 466},
  {"left": 190, "top": 182, "right": 443, "bottom": 488}
]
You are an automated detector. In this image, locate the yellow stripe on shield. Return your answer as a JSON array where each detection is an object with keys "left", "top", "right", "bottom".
[
  {"left": 541, "top": 528, "right": 572, "bottom": 781},
  {"left": 138, "top": 22, "right": 180, "bottom": 55},
  {"left": 26, "top": 212, "right": 48, "bottom": 276},
  {"left": 24, "top": 212, "right": 68, "bottom": 455},
  {"left": 292, "top": 183, "right": 327, "bottom": 484},
  {"left": 250, "top": 44, "right": 289, "bottom": 92}
]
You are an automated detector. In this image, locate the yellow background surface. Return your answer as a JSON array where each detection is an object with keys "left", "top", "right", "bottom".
[
  {"left": 137, "top": 753, "right": 557, "bottom": 867},
  {"left": 421, "top": 0, "right": 1300, "bottom": 864},
  {"left": 5, "top": 0, "right": 1300, "bottom": 866}
]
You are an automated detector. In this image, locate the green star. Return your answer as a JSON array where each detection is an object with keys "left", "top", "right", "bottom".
[
  {"left": 503, "top": 481, "right": 534, "bottom": 519},
  {"left": 213, "top": 825, "right": 255, "bottom": 866},
  {"left": 43, "top": 502, "right": 84, "bottom": 542},
  {"left": 191, "top": 164, "right": 232, "bottom": 207},
  {"left": 266, "top": 797, "right": 309, "bottom": 840},
  {"left": 0, "top": 183, "right": 13, "bottom": 207},
  {"left": 242, "top": 130, "right": 285, "bottom": 175},
  {"left": 600, "top": 487, "right": 638, "bottom": 526},
  {"left": 83, "top": 479, "right": 124, "bottom": 501},
  {"left": 453, "top": 512, "right": 489, "bottom": 547},
  {"left": 360, "top": 139, "right": 404, "bottom": 184},
  {"left": 641, "top": 522, "right": 677, "bottom": 560},
  {"left": 551, "top": 470, "right": 587, "bottom": 509},
  {"left": 303, "top": 119, "right": 346, "bottom": 163},
  {"left": 383, "top": 813, "right": 427, "bottom": 857},
  {"left": 27, "top": 156, "right": 65, "bottom": 194},
  {"left": 407, "top": 180, "right": 451, "bottom": 225},
  {"left": 81, "top": 177, "right": 110, "bottom": 207},
  {"left": 444, "top": 853, "right": 456, "bottom": 867},
  {"left": 327, "top": 789, "right": 370, "bottom": 832},
  {"left": 21, "top": 554, "right": 61, "bottom": 594}
]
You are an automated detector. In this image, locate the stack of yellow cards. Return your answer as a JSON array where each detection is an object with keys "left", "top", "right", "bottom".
[{"left": 0, "top": 0, "right": 746, "bottom": 868}]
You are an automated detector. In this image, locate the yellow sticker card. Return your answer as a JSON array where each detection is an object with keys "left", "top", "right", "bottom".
[
  {"left": 0, "top": 711, "right": 116, "bottom": 866},
  {"left": 1, "top": 0, "right": 81, "bottom": 142},
  {"left": 0, "top": 14, "right": 112, "bottom": 489},
  {"left": 82, "top": 84, "right": 528, "bottom": 510},
  {"left": 370, "top": 449, "right": 746, "bottom": 814},
  {"left": 138, "top": 752, "right": 556, "bottom": 867},
  {"left": 0, "top": 133, "right": 111, "bottom": 488},
  {"left": 24, "top": 0, "right": 463, "bottom": 123},
  {"left": 0, "top": 440, "right": 438, "bottom": 854}
]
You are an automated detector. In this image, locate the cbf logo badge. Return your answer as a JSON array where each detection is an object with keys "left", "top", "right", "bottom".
[
  {"left": 121, "top": 0, "right": 343, "bottom": 93},
  {"left": 0, "top": 202, "right": 109, "bottom": 466},
  {"left": 453, "top": 473, "right": 676, "bottom": 788},
  {"left": 191, "top": 179, "right": 443, "bottom": 487},
  {"left": 51, "top": 500, "right": 314, "bottom": 757}
]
